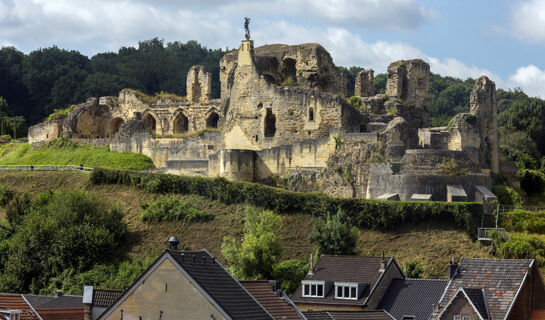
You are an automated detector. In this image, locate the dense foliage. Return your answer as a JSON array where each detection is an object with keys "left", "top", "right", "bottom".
[
  {"left": 141, "top": 195, "right": 214, "bottom": 223},
  {"left": 0, "top": 188, "right": 127, "bottom": 293},
  {"left": 308, "top": 209, "right": 360, "bottom": 255},
  {"left": 91, "top": 168, "right": 483, "bottom": 237},
  {"left": 0, "top": 40, "right": 230, "bottom": 127}
]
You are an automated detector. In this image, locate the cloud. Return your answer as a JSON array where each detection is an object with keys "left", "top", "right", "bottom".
[
  {"left": 505, "top": 65, "right": 545, "bottom": 98},
  {"left": 505, "top": 0, "right": 545, "bottom": 43}
]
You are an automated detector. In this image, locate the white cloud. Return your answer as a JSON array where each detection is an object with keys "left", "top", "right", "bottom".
[
  {"left": 505, "top": 65, "right": 545, "bottom": 98},
  {"left": 506, "top": 0, "right": 545, "bottom": 43}
]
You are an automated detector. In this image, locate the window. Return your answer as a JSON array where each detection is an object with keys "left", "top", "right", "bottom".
[
  {"left": 335, "top": 283, "right": 358, "bottom": 300},
  {"left": 462, "top": 317, "right": 470, "bottom": 320},
  {"left": 302, "top": 282, "right": 324, "bottom": 298},
  {"left": 309, "top": 107, "right": 314, "bottom": 121},
  {"left": 453, "top": 316, "right": 461, "bottom": 320}
]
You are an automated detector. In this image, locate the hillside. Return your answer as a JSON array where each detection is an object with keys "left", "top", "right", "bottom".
[{"left": 0, "top": 171, "right": 491, "bottom": 280}]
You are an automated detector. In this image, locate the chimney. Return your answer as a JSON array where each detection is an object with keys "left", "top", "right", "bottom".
[
  {"left": 168, "top": 236, "right": 180, "bottom": 250},
  {"left": 268, "top": 280, "right": 280, "bottom": 292},
  {"left": 55, "top": 290, "right": 63, "bottom": 297},
  {"left": 308, "top": 254, "right": 314, "bottom": 276},
  {"left": 379, "top": 251, "right": 386, "bottom": 272},
  {"left": 447, "top": 255, "right": 458, "bottom": 279},
  {"left": 83, "top": 286, "right": 93, "bottom": 320}
]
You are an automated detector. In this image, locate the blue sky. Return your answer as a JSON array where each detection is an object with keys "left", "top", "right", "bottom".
[{"left": 1, "top": 0, "right": 545, "bottom": 96}]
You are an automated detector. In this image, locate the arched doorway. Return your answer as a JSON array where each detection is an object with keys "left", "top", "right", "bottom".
[
  {"left": 109, "top": 118, "right": 125, "bottom": 137},
  {"left": 264, "top": 108, "right": 276, "bottom": 137},
  {"left": 206, "top": 112, "right": 219, "bottom": 129},
  {"left": 173, "top": 113, "right": 189, "bottom": 134},
  {"left": 309, "top": 107, "right": 314, "bottom": 121},
  {"left": 143, "top": 113, "right": 157, "bottom": 134}
]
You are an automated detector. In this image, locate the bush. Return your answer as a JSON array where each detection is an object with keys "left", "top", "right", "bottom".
[
  {"left": 141, "top": 196, "right": 214, "bottom": 223},
  {"left": 272, "top": 259, "right": 308, "bottom": 295},
  {"left": 404, "top": 260, "right": 424, "bottom": 278},
  {"left": 519, "top": 169, "right": 545, "bottom": 194},
  {"left": 308, "top": 209, "right": 360, "bottom": 255},
  {"left": 91, "top": 168, "right": 484, "bottom": 237},
  {"left": 494, "top": 233, "right": 545, "bottom": 266},
  {"left": 500, "top": 209, "right": 545, "bottom": 233},
  {"left": 492, "top": 185, "right": 523, "bottom": 207}
]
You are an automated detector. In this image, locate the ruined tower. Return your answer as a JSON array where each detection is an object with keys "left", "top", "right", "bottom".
[
  {"left": 186, "top": 65, "right": 212, "bottom": 103},
  {"left": 354, "top": 69, "right": 374, "bottom": 97},
  {"left": 386, "top": 59, "right": 429, "bottom": 109},
  {"left": 470, "top": 76, "right": 499, "bottom": 173}
]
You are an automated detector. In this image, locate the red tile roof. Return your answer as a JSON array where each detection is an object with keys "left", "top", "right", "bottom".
[
  {"left": 0, "top": 293, "right": 39, "bottom": 320},
  {"left": 241, "top": 281, "right": 304, "bottom": 320}
]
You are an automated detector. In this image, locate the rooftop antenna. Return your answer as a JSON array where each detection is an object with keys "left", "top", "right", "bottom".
[
  {"left": 244, "top": 17, "right": 251, "bottom": 41},
  {"left": 168, "top": 236, "right": 180, "bottom": 250}
]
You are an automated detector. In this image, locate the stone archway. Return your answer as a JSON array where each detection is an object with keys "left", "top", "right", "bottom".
[
  {"left": 109, "top": 117, "right": 125, "bottom": 136},
  {"left": 206, "top": 112, "right": 219, "bottom": 129},
  {"left": 173, "top": 113, "right": 189, "bottom": 134},
  {"left": 143, "top": 113, "right": 157, "bottom": 134}
]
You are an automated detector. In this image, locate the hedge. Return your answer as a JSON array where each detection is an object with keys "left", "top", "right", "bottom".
[{"left": 91, "top": 168, "right": 483, "bottom": 237}]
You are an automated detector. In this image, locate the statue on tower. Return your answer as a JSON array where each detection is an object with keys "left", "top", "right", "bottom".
[{"left": 244, "top": 17, "right": 251, "bottom": 41}]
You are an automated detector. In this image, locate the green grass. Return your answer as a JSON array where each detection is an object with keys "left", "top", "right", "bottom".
[{"left": 0, "top": 139, "right": 154, "bottom": 170}]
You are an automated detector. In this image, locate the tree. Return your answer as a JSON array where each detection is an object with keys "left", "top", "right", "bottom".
[
  {"left": 308, "top": 209, "right": 360, "bottom": 255},
  {"left": 373, "top": 73, "right": 387, "bottom": 94},
  {"left": 222, "top": 207, "right": 283, "bottom": 280}
]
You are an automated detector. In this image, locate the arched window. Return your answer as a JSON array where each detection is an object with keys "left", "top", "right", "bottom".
[
  {"left": 264, "top": 108, "right": 276, "bottom": 137},
  {"left": 309, "top": 107, "right": 314, "bottom": 121},
  {"left": 173, "top": 113, "right": 189, "bottom": 134},
  {"left": 206, "top": 112, "right": 219, "bottom": 129},
  {"left": 143, "top": 113, "right": 156, "bottom": 133}
]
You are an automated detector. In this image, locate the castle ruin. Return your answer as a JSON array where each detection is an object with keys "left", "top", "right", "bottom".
[{"left": 28, "top": 37, "right": 501, "bottom": 203}]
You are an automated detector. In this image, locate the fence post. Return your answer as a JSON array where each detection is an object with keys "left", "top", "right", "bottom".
[{"left": 30, "top": 165, "right": 33, "bottom": 171}]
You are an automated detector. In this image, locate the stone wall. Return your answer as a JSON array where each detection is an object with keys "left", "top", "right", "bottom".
[
  {"left": 186, "top": 65, "right": 212, "bottom": 103},
  {"left": 355, "top": 69, "right": 374, "bottom": 97},
  {"left": 28, "top": 120, "right": 63, "bottom": 144}
]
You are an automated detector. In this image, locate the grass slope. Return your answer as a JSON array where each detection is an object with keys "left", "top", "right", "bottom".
[
  {"left": 0, "top": 140, "right": 154, "bottom": 170},
  {"left": 0, "top": 172, "right": 491, "bottom": 279}
]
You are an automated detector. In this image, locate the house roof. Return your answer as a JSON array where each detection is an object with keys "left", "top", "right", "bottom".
[
  {"left": 241, "top": 280, "right": 305, "bottom": 320},
  {"left": 303, "top": 310, "right": 394, "bottom": 320},
  {"left": 35, "top": 308, "right": 83, "bottom": 320},
  {"left": 31, "top": 295, "right": 81, "bottom": 309},
  {"left": 100, "top": 249, "right": 273, "bottom": 320},
  {"left": 168, "top": 250, "right": 273, "bottom": 320},
  {"left": 0, "top": 293, "right": 39, "bottom": 320},
  {"left": 292, "top": 256, "right": 398, "bottom": 307},
  {"left": 435, "top": 258, "right": 533, "bottom": 320},
  {"left": 378, "top": 278, "right": 447, "bottom": 320},
  {"left": 462, "top": 288, "right": 489, "bottom": 320},
  {"left": 92, "top": 289, "right": 122, "bottom": 308}
]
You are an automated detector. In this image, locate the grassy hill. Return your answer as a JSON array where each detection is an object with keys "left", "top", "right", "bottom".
[
  {"left": 0, "top": 171, "right": 491, "bottom": 280},
  {"left": 0, "top": 139, "right": 154, "bottom": 170}
]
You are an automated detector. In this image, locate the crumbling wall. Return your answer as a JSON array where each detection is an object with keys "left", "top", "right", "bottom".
[
  {"left": 186, "top": 65, "right": 212, "bottom": 103},
  {"left": 469, "top": 76, "right": 499, "bottom": 173},
  {"left": 354, "top": 69, "right": 374, "bottom": 97},
  {"left": 28, "top": 120, "right": 63, "bottom": 144}
]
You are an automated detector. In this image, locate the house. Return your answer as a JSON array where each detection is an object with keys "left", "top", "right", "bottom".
[
  {"left": 240, "top": 280, "right": 306, "bottom": 320},
  {"left": 24, "top": 293, "right": 83, "bottom": 320},
  {"left": 378, "top": 278, "right": 448, "bottom": 320},
  {"left": 97, "top": 247, "right": 274, "bottom": 320},
  {"left": 291, "top": 255, "right": 404, "bottom": 311},
  {"left": 432, "top": 258, "right": 545, "bottom": 320},
  {"left": 0, "top": 293, "right": 39, "bottom": 320},
  {"left": 82, "top": 287, "right": 122, "bottom": 320},
  {"left": 303, "top": 310, "right": 394, "bottom": 319}
]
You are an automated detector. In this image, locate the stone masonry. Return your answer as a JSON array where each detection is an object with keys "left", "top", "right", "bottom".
[{"left": 355, "top": 69, "right": 374, "bottom": 97}]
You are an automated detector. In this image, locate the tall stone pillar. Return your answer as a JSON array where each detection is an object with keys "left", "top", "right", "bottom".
[
  {"left": 354, "top": 69, "right": 374, "bottom": 97},
  {"left": 186, "top": 65, "right": 212, "bottom": 103},
  {"left": 470, "top": 76, "right": 499, "bottom": 173}
]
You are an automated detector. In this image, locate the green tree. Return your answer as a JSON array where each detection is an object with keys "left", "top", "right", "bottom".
[
  {"left": 222, "top": 207, "right": 283, "bottom": 280},
  {"left": 308, "top": 209, "right": 360, "bottom": 255},
  {"left": 373, "top": 73, "right": 387, "bottom": 94},
  {"left": 272, "top": 259, "right": 308, "bottom": 295}
]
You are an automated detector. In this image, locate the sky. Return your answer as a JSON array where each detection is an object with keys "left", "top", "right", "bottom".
[{"left": 1, "top": 0, "right": 545, "bottom": 97}]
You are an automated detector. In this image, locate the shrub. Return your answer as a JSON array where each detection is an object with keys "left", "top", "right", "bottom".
[
  {"left": 281, "top": 79, "right": 298, "bottom": 86},
  {"left": 141, "top": 196, "right": 214, "bottom": 223},
  {"left": 492, "top": 185, "right": 523, "bottom": 207},
  {"left": 519, "top": 169, "right": 545, "bottom": 194},
  {"left": 347, "top": 96, "right": 363, "bottom": 111},
  {"left": 309, "top": 209, "right": 360, "bottom": 255},
  {"left": 222, "top": 207, "right": 283, "bottom": 280},
  {"left": 404, "top": 260, "right": 424, "bottom": 278},
  {"left": 91, "top": 168, "right": 484, "bottom": 237},
  {"left": 500, "top": 209, "right": 545, "bottom": 233},
  {"left": 272, "top": 259, "right": 308, "bottom": 295},
  {"left": 494, "top": 233, "right": 545, "bottom": 266}
]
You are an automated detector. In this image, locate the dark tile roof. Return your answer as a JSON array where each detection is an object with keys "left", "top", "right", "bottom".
[
  {"left": 435, "top": 258, "right": 533, "bottom": 320},
  {"left": 292, "top": 256, "right": 396, "bottom": 307},
  {"left": 23, "top": 295, "right": 55, "bottom": 309},
  {"left": 462, "top": 288, "right": 489, "bottom": 319},
  {"left": 241, "top": 281, "right": 304, "bottom": 320},
  {"left": 92, "top": 289, "right": 122, "bottom": 307},
  {"left": 32, "top": 295, "right": 82, "bottom": 309},
  {"left": 36, "top": 308, "right": 84, "bottom": 320},
  {"left": 378, "top": 278, "right": 447, "bottom": 320},
  {"left": 304, "top": 310, "right": 394, "bottom": 320},
  {"left": 168, "top": 249, "right": 273, "bottom": 320},
  {"left": 0, "top": 293, "right": 39, "bottom": 320}
]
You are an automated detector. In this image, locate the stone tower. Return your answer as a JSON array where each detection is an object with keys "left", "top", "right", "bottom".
[
  {"left": 354, "top": 69, "right": 374, "bottom": 97},
  {"left": 186, "top": 65, "right": 212, "bottom": 103},
  {"left": 386, "top": 59, "right": 429, "bottom": 109},
  {"left": 470, "top": 76, "right": 499, "bottom": 173}
]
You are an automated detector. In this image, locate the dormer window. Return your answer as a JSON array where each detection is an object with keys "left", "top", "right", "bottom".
[
  {"left": 334, "top": 282, "right": 358, "bottom": 300},
  {"left": 301, "top": 280, "right": 325, "bottom": 298}
]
